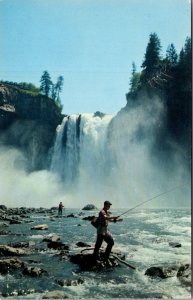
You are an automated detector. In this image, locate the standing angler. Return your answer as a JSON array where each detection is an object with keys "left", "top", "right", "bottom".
[
  {"left": 58, "top": 201, "right": 64, "bottom": 216},
  {"left": 93, "top": 200, "right": 119, "bottom": 263}
]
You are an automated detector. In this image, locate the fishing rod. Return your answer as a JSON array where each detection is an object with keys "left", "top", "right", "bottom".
[{"left": 118, "top": 183, "right": 188, "bottom": 218}]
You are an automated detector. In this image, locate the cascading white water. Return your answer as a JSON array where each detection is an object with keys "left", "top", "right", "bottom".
[
  {"left": 50, "top": 114, "right": 81, "bottom": 184},
  {"left": 50, "top": 99, "right": 190, "bottom": 208},
  {"left": 50, "top": 113, "right": 114, "bottom": 200}
]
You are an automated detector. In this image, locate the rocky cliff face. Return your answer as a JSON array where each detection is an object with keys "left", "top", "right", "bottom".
[{"left": 0, "top": 83, "right": 63, "bottom": 171}]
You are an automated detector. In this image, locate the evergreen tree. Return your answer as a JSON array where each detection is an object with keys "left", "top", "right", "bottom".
[
  {"left": 141, "top": 33, "right": 161, "bottom": 83},
  {"left": 166, "top": 43, "right": 178, "bottom": 67},
  {"left": 55, "top": 76, "right": 64, "bottom": 101},
  {"left": 40, "top": 71, "right": 52, "bottom": 97},
  {"left": 129, "top": 62, "right": 141, "bottom": 96}
]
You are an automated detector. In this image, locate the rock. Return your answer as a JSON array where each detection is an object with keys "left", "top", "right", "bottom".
[
  {"left": 43, "top": 235, "right": 60, "bottom": 243},
  {"left": 145, "top": 265, "right": 179, "bottom": 278},
  {"left": 82, "top": 204, "right": 98, "bottom": 211},
  {"left": 82, "top": 215, "right": 96, "bottom": 221},
  {"left": 23, "top": 266, "right": 48, "bottom": 277},
  {"left": 177, "top": 264, "right": 191, "bottom": 286},
  {"left": 0, "top": 83, "right": 63, "bottom": 170},
  {"left": 0, "top": 205, "right": 7, "bottom": 211},
  {"left": 56, "top": 278, "right": 84, "bottom": 287},
  {"left": 94, "top": 111, "right": 106, "bottom": 118},
  {"left": 0, "top": 258, "right": 24, "bottom": 274},
  {"left": 169, "top": 241, "right": 181, "bottom": 248},
  {"left": 47, "top": 241, "right": 69, "bottom": 251},
  {"left": 9, "top": 219, "right": 23, "bottom": 224},
  {"left": 31, "top": 224, "right": 48, "bottom": 230},
  {"left": 78, "top": 212, "right": 85, "bottom": 216},
  {"left": 67, "top": 213, "right": 77, "bottom": 218},
  {"left": 70, "top": 253, "right": 118, "bottom": 271},
  {"left": 76, "top": 241, "right": 91, "bottom": 248},
  {"left": 9, "top": 241, "right": 35, "bottom": 248},
  {"left": 0, "top": 245, "right": 25, "bottom": 256},
  {"left": 42, "top": 290, "right": 68, "bottom": 299},
  {"left": 0, "top": 222, "right": 9, "bottom": 230}
]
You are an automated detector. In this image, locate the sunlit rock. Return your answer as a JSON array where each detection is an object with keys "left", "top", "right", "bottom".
[{"left": 31, "top": 224, "right": 48, "bottom": 230}]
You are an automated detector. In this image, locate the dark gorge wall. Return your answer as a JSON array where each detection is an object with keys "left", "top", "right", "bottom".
[{"left": 0, "top": 83, "right": 63, "bottom": 171}]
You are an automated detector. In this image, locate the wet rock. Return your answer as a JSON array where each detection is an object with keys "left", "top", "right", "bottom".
[
  {"left": 70, "top": 253, "right": 118, "bottom": 271},
  {"left": 42, "top": 290, "right": 68, "bottom": 299},
  {"left": 54, "top": 250, "right": 69, "bottom": 260},
  {"left": 177, "top": 264, "right": 191, "bottom": 286},
  {"left": 82, "top": 204, "right": 98, "bottom": 210},
  {"left": 0, "top": 258, "right": 24, "bottom": 274},
  {"left": 0, "top": 205, "right": 7, "bottom": 211},
  {"left": 24, "top": 220, "right": 34, "bottom": 223},
  {"left": 78, "top": 212, "right": 85, "bottom": 216},
  {"left": 31, "top": 224, "right": 48, "bottom": 230},
  {"left": 0, "top": 245, "right": 25, "bottom": 256},
  {"left": 56, "top": 278, "right": 84, "bottom": 287},
  {"left": 47, "top": 241, "right": 69, "bottom": 250},
  {"left": 23, "top": 266, "right": 48, "bottom": 277},
  {"left": 0, "top": 222, "right": 9, "bottom": 229},
  {"left": 8, "top": 241, "right": 35, "bottom": 248},
  {"left": 82, "top": 215, "right": 95, "bottom": 221},
  {"left": 145, "top": 265, "right": 179, "bottom": 278},
  {"left": 43, "top": 235, "right": 60, "bottom": 243},
  {"left": 169, "top": 241, "right": 181, "bottom": 248},
  {"left": 9, "top": 219, "right": 23, "bottom": 224},
  {"left": 67, "top": 213, "right": 77, "bottom": 218},
  {"left": 76, "top": 241, "right": 91, "bottom": 248}
]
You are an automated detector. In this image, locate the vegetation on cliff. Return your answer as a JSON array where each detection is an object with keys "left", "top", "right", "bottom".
[
  {"left": 126, "top": 33, "right": 191, "bottom": 161},
  {"left": 0, "top": 70, "right": 64, "bottom": 113}
]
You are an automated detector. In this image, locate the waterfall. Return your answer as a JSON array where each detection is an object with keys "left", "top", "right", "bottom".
[
  {"left": 50, "top": 113, "right": 114, "bottom": 203},
  {"left": 50, "top": 101, "right": 190, "bottom": 208}
]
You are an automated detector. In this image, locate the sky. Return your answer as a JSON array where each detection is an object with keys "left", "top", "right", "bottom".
[{"left": 0, "top": 0, "right": 191, "bottom": 115}]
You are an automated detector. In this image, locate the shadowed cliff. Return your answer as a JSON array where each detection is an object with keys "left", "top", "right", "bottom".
[{"left": 0, "top": 83, "right": 63, "bottom": 171}]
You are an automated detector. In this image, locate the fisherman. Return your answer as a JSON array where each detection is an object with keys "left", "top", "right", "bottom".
[
  {"left": 58, "top": 201, "right": 64, "bottom": 216},
  {"left": 93, "top": 200, "right": 119, "bottom": 262}
]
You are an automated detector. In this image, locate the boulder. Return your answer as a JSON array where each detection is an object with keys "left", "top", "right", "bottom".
[
  {"left": 177, "top": 264, "right": 191, "bottom": 286},
  {"left": 67, "top": 213, "right": 77, "bottom": 218},
  {"left": 0, "top": 205, "right": 7, "bottom": 211},
  {"left": 70, "top": 253, "right": 119, "bottom": 271},
  {"left": 0, "top": 258, "right": 24, "bottom": 274},
  {"left": 23, "top": 266, "right": 48, "bottom": 277},
  {"left": 31, "top": 224, "right": 48, "bottom": 230},
  {"left": 82, "top": 215, "right": 95, "bottom": 221},
  {"left": 169, "top": 241, "right": 182, "bottom": 248},
  {"left": 76, "top": 241, "right": 91, "bottom": 248},
  {"left": 47, "top": 241, "right": 69, "bottom": 251},
  {"left": 0, "top": 245, "right": 25, "bottom": 256},
  {"left": 42, "top": 290, "right": 68, "bottom": 299},
  {"left": 0, "top": 222, "right": 9, "bottom": 230},
  {"left": 145, "top": 265, "right": 179, "bottom": 278},
  {"left": 56, "top": 278, "right": 84, "bottom": 287},
  {"left": 43, "top": 235, "right": 60, "bottom": 243},
  {"left": 82, "top": 204, "right": 98, "bottom": 211}
]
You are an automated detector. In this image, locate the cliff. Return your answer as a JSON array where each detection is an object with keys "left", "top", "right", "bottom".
[{"left": 0, "top": 83, "right": 63, "bottom": 171}]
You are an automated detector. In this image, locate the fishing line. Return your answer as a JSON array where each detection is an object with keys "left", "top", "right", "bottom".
[{"left": 118, "top": 183, "right": 188, "bottom": 217}]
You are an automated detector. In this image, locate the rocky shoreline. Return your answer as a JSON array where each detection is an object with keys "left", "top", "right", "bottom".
[{"left": 0, "top": 205, "right": 191, "bottom": 299}]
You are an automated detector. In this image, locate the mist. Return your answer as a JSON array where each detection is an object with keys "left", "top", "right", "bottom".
[{"left": 0, "top": 147, "right": 65, "bottom": 208}]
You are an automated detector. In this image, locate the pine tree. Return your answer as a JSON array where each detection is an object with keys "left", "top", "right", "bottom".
[
  {"left": 40, "top": 71, "right": 52, "bottom": 97},
  {"left": 141, "top": 33, "right": 161, "bottom": 83},
  {"left": 55, "top": 76, "right": 64, "bottom": 101},
  {"left": 166, "top": 44, "right": 178, "bottom": 67},
  {"left": 129, "top": 62, "right": 141, "bottom": 96}
]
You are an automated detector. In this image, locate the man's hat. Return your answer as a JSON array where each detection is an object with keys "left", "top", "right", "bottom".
[{"left": 104, "top": 200, "right": 112, "bottom": 206}]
